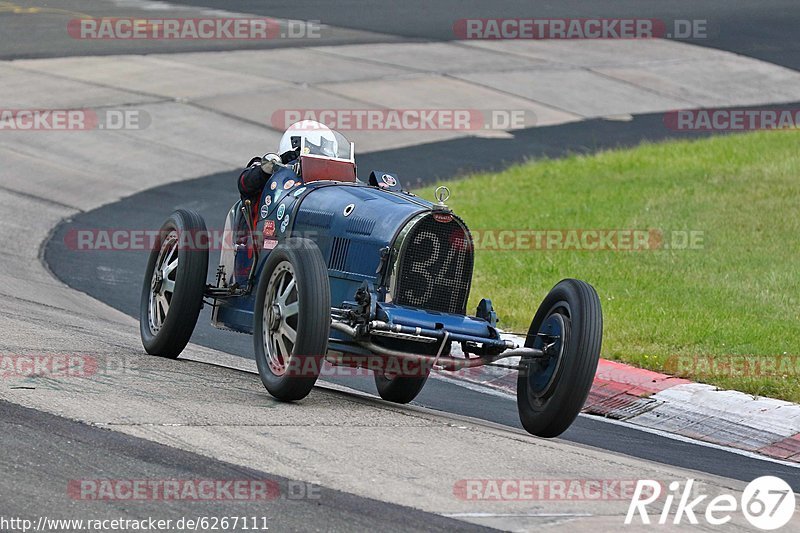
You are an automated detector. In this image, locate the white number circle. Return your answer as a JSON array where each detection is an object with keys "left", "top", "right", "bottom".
[{"left": 741, "top": 476, "right": 795, "bottom": 530}]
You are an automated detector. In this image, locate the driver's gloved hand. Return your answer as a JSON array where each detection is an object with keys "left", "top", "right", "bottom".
[
  {"left": 260, "top": 153, "right": 282, "bottom": 175},
  {"left": 280, "top": 148, "right": 300, "bottom": 164}
]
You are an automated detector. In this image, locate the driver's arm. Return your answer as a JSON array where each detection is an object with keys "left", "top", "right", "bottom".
[{"left": 238, "top": 154, "right": 282, "bottom": 200}]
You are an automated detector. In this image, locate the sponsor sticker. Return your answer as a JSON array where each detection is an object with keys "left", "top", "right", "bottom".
[
  {"left": 270, "top": 181, "right": 277, "bottom": 190},
  {"left": 260, "top": 204, "right": 269, "bottom": 219},
  {"left": 276, "top": 204, "right": 286, "bottom": 220},
  {"left": 265, "top": 196, "right": 271, "bottom": 207},
  {"left": 381, "top": 174, "right": 397, "bottom": 187},
  {"left": 263, "top": 220, "right": 276, "bottom": 237},
  {"left": 280, "top": 217, "right": 289, "bottom": 233},
  {"left": 284, "top": 179, "right": 296, "bottom": 190},
  {"left": 293, "top": 186, "right": 307, "bottom": 197},
  {"left": 263, "top": 238, "right": 278, "bottom": 250}
]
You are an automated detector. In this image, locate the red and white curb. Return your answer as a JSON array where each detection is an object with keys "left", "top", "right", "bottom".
[{"left": 446, "top": 339, "right": 800, "bottom": 463}]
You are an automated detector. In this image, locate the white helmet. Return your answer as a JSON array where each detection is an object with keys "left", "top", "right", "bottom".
[{"left": 278, "top": 120, "right": 339, "bottom": 158}]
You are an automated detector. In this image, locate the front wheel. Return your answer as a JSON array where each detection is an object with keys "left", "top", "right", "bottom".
[
  {"left": 517, "top": 279, "right": 602, "bottom": 438},
  {"left": 140, "top": 210, "right": 209, "bottom": 358},
  {"left": 254, "top": 238, "right": 330, "bottom": 401}
]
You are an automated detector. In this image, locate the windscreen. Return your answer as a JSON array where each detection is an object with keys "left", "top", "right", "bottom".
[{"left": 301, "top": 129, "right": 353, "bottom": 161}]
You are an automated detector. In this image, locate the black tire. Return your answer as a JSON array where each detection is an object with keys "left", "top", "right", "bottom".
[
  {"left": 517, "top": 279, "right": 602, "bottom": 438},
  {"left": 374, "top": 365, "right": 430, "bottom": 404},
  {"left": 254, "top": 238, "right": 330, "bottom": 401},
  {"left": 140, "top": 210, "right": 208, "bottom": 358},
  {"left": 373, "top": 338, "right": 438, "bottom": 404}
]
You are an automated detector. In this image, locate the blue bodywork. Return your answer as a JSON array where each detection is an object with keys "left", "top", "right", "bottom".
[{"left": 211, "top": 165, "right": 501, "bottom": 354}]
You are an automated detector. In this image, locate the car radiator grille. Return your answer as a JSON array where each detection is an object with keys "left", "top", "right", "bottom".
[{"left": 394, "top": 213, "right": 473, "bottom": 314}]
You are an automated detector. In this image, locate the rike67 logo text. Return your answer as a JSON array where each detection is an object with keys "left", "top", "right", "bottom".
[{"left": 626, "top": 476, "right": 795, "bottom": 530}]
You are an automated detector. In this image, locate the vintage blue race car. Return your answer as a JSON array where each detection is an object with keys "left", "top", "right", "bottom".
[{"left": 139, "top": 129, "right": 602, "bottom": 438}]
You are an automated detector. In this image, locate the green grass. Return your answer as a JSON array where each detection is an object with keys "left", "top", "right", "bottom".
[{"left": 416, "top": 130, "right": 800, "bottom": 402}]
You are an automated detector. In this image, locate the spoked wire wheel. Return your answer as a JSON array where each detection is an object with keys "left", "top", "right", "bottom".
[
  {"left": 139, "top": 210, "right": 208, "bottom": 358},
  {"left": 254, "top": 238, "right": 330, "bottom": 401},
  {"left": 262, "top": 261, "right": 299, "bottom": 376},
  {"left": 148, "top": 231, "right": 179, "bottom": 336}
]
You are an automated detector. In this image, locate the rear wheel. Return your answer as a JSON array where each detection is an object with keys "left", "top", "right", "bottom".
[
  {"left": 374, "top": 364, "right": 430, "bottom": 404},
  {"left": 517, "top": 279, "right": 602, "bottom": 438},
  {"left": 254, "top": 238, "right": 330, "bottom": 401},
  {"left": 373, "top": 339, "right": 440, "bottom": 404},
  {"left": 140, "top": 210, "right": 208, "bottom": 358}
]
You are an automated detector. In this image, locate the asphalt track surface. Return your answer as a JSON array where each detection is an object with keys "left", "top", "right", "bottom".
[
  {"left": 45, "top": 133, "right": 800, "bottom": 492},
  {"left": 2, "top": 0, "right": 799, "bottom": 71},
  {"left": 0, "top": 0, "right": 401, "bottom": 59},
  {"left": 0, "top": 400, "right": 490, "bottom": 531},
  {"left": 9, "top": 0, "right": 800, "bottom": 525},
  {"left": 166, "top": 0, "right": 800, "bottom": 71}
]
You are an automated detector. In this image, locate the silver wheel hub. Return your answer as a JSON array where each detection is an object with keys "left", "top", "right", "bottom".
[
  {"left": 269, "top": 304, "right": 282, "bottom": 331},
  {"left": 148, "top": 231, "right": 179, "bottom": 336},
  {"left": 262, "top": 261, "right": 299, "bottom": 376}
]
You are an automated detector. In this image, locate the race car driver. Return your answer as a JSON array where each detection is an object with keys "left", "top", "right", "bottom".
[{"left": 237, "top": 120, "right": 339, "bottom": 206}]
